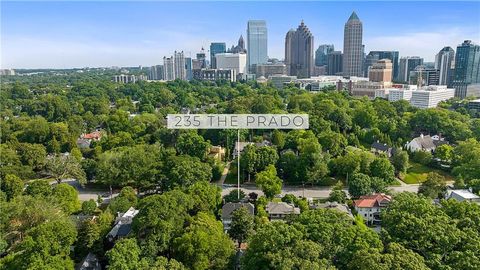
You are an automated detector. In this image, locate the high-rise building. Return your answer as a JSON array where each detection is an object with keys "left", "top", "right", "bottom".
[
  {"left": 163, "top": 56, "right": 175, "bottom": 81},
  {"left": 368, "top": 59, "right": 393, "bottom": 82},
  {"left": 148, "top": 65, "right": 164, "bottom": 80},
  {"left": 398, "top": 56, "right": 423, "bottom": 83},
  {"left": 285, "top": 21, "right": 314, "bottom": 78},
  {"left": 247, "top": 20, "right": 268, "bottom": 72},
  {"left": 195, "top": 47, "right": 207, "bottom": 69},
  {"left": 453, "top": 40, "right": 480, "bottom": 98},
  {"left": 210, "top": 42, "right": 226, "bottom": 69},
  {"left": 364, "top": 51, "right": 399, "bottom": 79},
  {"left": 174, "top": 51, "right": 186, "bottom": 80},
  {"left": 435, "top": 47, "right": 455, "bottom": 86},
  {"left": 185, "top": 57, "right": 193, "bottom": 80},
  {"left": 343, "top": 12, "right": 363, "bottom": 77},
  {"left": 215, "top": 53, "right": 247, "bottom": 76},
  {"left": 409, "top": 65, "right": 439, "bottom": 86},
  {"left": 315, "top": 44, "right": 334, "bottom": 67},
  {"left": 255, "top": 63, "right": 287, "bottom": 78},
  {"left": 327, "top": 51, "right": 343, "bottom": 75}
]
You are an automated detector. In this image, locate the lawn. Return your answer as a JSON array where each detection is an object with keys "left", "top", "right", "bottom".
[{"left": 402, "top": 162, "right": 455, "bottom": 184}]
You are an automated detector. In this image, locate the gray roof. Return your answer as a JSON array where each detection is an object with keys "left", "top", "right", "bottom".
[
  {"left": 413, "top": 135, "right": 436, "bottom": 150},
  {"left": 222, "top": 203, "right": 255, "bottom": 220},
  {"left": 371, "top": 142, "right": 390, "bottom": 152},
  {"left": 266, "top": 202, "right": 300, "bottom": 215}
]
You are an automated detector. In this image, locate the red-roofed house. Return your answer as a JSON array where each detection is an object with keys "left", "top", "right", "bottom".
[
  {"left": 82, "top": 131, "right": 103, "bottom": 141},
  {"left": 353, "top": 193, "right": 391, "bottom": 225}
]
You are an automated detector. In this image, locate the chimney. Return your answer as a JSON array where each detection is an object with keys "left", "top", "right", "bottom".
[{"left": 420, "top": 133, "right": 424, "bottom": 138}]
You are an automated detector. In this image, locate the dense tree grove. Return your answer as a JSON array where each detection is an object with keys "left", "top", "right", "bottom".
[{"left": 1, "top": 72, "right": 480, "bottom": 269}]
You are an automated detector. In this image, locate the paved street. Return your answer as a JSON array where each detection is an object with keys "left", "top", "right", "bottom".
[
  {"left": 220, "top": 184, "right": 419, "bottom": 198},
  {"left": 62, "top": 178, "right": 419, "bottom": 202}
]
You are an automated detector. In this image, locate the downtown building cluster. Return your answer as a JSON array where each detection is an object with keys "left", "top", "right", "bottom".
[{"left": 145, "top": 12, "right": 479, "bottom": 102}]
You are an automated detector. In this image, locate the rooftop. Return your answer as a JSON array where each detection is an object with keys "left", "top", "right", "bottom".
[
  {"left": 354, "top": 194, "right": 391, "bottom": 208},
  {"left": 449, "top": 189, "right": 480, "bottom": 200},
  {"left": 266, "top": 202, "right": 300, "bottom": 215}
]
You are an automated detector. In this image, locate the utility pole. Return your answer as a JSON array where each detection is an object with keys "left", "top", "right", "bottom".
[{"left": 237, "top": 129, "right": 240, "bottom": 200}]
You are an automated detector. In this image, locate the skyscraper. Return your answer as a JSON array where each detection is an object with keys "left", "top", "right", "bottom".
[
  {"left": 435, "top": 47, "right": 455, "bottom": 87},
  {"left": 398, "top": 56, "right": 424, "bottom": 83},
  {"left": 148, "top": 65, "right": 164, "bottom": 80},
  {"left": 315, "top": 44, "right": 334, "bottom": 67},
  {"left": 210, "top": 42, "right": 226, "bottom": 69},
  {"left": 409, "top": 65, "right": 439, "bottom": 86},
  {"left": 163, "top": 56, "right": 175, "bottom": 81},
  {"left": 364, "top": 51, "right": 399, "bottom": 79},
  {"left": 327, "top": 51, "right": 343, "bottom": 75},
  {"left": 285, "top": 21, "right": 314, "bottom": 78},
  {"left": 185, "top": 57, "right": 193, "bottom": 80},
  {"left": 247, "top": 20, "right": 268, "bottom": 72},
  {"left": 174, "top": 51, "right": 186, "bottom": 80},
  {"left": 343, "top": 12, "right": 363, "bottom": 77},
  {"left": 193, "top": 48, "right": 207, "bottom": 70},
  {"left": 453, "top": 40, "right": 480, "bottom": 98}
]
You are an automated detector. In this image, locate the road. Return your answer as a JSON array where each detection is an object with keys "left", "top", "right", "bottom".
[
  {"left": 220, "top": 184, "right": 420, "bottom": 198},
  {"left": 62, "top": 179, "right": 419, "bottom": 202}
]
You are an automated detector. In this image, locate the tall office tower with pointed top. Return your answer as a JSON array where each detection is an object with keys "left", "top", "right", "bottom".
[
  {"left": 435, "top": 47, "right": 455, "bottom": 87},
  {"left": 343, "top": 12, "right": 363, "bottom": 77},
  {"left": 285, "top": 20, "right": 314, "bottom": 78},
  {"left": 247, "top": 20, "right": 268, "bottom": 73}
]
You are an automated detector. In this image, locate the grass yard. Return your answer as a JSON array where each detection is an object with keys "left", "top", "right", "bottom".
[{"left": 402, "top": 162, "right": 455, "bottom": 184}]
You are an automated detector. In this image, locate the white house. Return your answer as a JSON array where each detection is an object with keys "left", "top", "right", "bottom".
[
  {"left": 405, "top": 134, "right": 447, "bottom": 153},
  {"left": 353, "top": 193, "right": 391, "bottom": 225},
  {"left": 446, "top": 189, "right": 480, "bottom": 204}
]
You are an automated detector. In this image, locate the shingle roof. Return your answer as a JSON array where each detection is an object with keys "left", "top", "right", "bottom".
[
  {"left": 371, "top": 142, "right": 390, "bottom": 152},
  {"left": 354, "top": 194, "right": 391, "bottom": 208},
  {"left": 221, "top": 203, "right": 255, "bottom": 220},
  {"left": 266, "top": 202, "right": 300, "bottom": 215},
  {"left": 413, "top": 135, "right": 435, "bottom": 150}
]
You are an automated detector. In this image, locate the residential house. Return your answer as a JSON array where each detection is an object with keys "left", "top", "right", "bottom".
[
  {"left": 265, "top": 202, "right": 300, "bottom": 221},
  {"left": 106, "top": 207, "right": 139, "bottom": 242},
  {"left": 311, "top": 201, "right": 353, "bottom": 218},
  {"left": 209, "top": 146, "right": 226, "bottom": 162},
  {"left": 233, "top": 142, "right": 253, "bottom": 159},
  {"left": 371, "top": 141, "right": 395, "bottom": 158},
  {"left": 77, "top": 130, "right": 104, "bottom": 148},
  {"left": 446, "top": 189, "right": 480, "bottom": 204},
  {"left": 353, "top": 193, "right": 392, "bottom": 225},
  {"left": 405, "top": 134, "right": 447, "bottom": 153},
  {"left": 78, "top": 252, "right": 101, "bottom": 270},
  {"left": 221, "top": 202, "right": 255, "bottom": 230}
]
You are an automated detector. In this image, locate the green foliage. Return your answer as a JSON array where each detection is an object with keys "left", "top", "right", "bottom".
[
  {"left": 369, "top": 157, "right": 395, "bottom": 183},
  {"left": 382, "top": 192, "right": 480, "bottom": 269},
  {"left": 228, "top": 206, "right": 254, "bottom": 246},
  {"left": 81, "top": 199, "right": 97, "bottom": 215},
  {"left": 107, "top": 238, "right": 143, "bottom": 270},
  {"left": 186, "top": 181, "right": 222, "bottom": 215},
  {"left": 46, "top": 154, "right": 86, "bottom": 185},
  {"left": 392, "top": 149, "right": 409, "bottom": 174},
  {"left": 411, "top": 151, "right": 432, "bottom": 166},
  {"left": 164, "top": 155, "right": 213, "bottom": 190},
  {"left": 109, "top": 186, "right": 138, "bottom": 214},
  {"left": 176, "top": 131, "right": 211, "bottom": 160},
  {"left": 1, "top": 174, "right": 24, "bottom": 201},
  {"left": 51, "top": 183, "right": 81, "bottom": 214},
  {"left": 223, "top": 189, "right": 246, "bottom": 203},
  {"left": 348, "top": 173, "right": 372, "bottom": 198},
  {"left": 173, "top": 212, "right": 235, "bottom": 270},
  {"left": 25, "top": 179, "right": 52, "bottom": 197},
  {"left": 255, "top": 165, "right": 282, "bottom": 199},
  {"left": 418, "top": 172, "right": 447, "bottom": 199}
]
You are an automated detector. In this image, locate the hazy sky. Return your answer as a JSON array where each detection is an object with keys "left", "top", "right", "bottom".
[{"left": 2, "top": 1, "right": 479, "bottom": 68}]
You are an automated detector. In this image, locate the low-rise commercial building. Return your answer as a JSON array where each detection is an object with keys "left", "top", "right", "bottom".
[
  {"left": 410, "top": 85, "right": 455, "bottom": 108},
  {"left": 192, "top": 69, "right": 236, "bottom": 82}
]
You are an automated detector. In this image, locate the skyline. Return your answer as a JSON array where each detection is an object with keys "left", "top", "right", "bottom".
[{"left": 2, "top": 1, "right": 480, "bottom": 69}]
